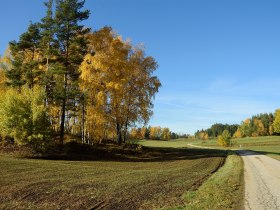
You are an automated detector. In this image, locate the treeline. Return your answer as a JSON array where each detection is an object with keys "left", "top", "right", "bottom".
[
  {"left": 0, "top": 0, "right": 160, "bottom": 150},
  {"left": 195, "top": 123, "right": 239, "bottom": 139},
  {"left": 196, "top": 110, "right": 280, "bottom": 140},
  {"left": 234, "top": 113, "right": 274, "bottom": 138},
  {"left": 129, "top": 126, "right": 188, "bottom": 140}
]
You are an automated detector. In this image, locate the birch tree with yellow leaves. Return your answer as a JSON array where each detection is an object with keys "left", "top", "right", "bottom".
[
  {"left": 0, "top": 49, "right": 12, "bottom": 94},
  {"left": 79, "top": 27, "right": 161, "bottom": 144}
]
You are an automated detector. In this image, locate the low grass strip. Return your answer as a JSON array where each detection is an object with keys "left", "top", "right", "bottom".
[{"left": 172, "top": 151, "right": 244, "bottom": 210}]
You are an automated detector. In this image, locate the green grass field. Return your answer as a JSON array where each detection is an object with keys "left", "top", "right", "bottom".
[
  {"left": 192, "top": 136, "right": 280, "bottom": 161},
  {"left": 0, "top": 143, "right": 228, "bottom": 210},
  {"left": 178, "top": 152, "right": 244, "bottom": 210},
  {"left": 133, "top": 138, "right": 192, "bottom": 148}
]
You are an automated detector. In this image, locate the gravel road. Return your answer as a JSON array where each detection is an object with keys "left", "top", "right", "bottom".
[{"left": 237, "top": 150, "right": 280, "bottom": 210}]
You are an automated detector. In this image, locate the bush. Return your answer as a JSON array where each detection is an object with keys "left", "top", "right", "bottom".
[
  {"left": 0, "top": 87, "right": 52, "bottom": 151},
  {"left": 217, "top": 130, "right": 231, "bottom": 147}
]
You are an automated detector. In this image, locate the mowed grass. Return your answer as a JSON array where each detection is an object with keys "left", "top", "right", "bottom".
[
  {"left": 193, "top": 136, "right": 280, "bottom": 161},
  {"left": 0, "top": 146, "right": 225, "bottom": 210},
  {"left": 134, "top": 138, "right": 192, "bottom": 148},
  {"left": 172, "top": 152, "right": 244, "bottom": 210},
  {"left": 234, "top": 136, "right": 280, "bottom": 161}
]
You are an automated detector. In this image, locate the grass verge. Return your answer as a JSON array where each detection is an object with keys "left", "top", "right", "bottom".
[{"left": 171, "top": 151, "right": 244, "bottom": 210}]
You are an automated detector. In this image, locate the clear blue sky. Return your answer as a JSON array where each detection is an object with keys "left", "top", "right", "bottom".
[{"left": 1, "top": 0, "right": 280, "bottom": 134}]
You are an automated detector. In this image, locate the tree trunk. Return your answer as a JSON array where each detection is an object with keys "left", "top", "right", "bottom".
[
  {"left": 123, "top": 119, "right": 128, "bottom": 144},
  {"left": 59, "top": 22, "right": 69, "bottom": 145},
  {"left": 60, "top": 98, "right": 66, "bottom": 144},
  {"left": 116, "top": 123, "right": 122, "bottom": 145},
  {"left": 81, "top": 102, "right": 85, "bottom": 144},
  {"left": 59, "top": 73, "right": 67, "bottom": 145}
]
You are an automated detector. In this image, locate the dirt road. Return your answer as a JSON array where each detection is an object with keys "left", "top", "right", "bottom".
[{"left": 237, "top": 150, "right": 280, "bottom": 210}]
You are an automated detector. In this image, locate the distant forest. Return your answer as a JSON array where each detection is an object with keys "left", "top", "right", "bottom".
[{"left": 196, "top": 111, "right": 280, "bottom": 140}]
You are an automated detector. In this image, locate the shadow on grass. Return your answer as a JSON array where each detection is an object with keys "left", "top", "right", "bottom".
[
  {"left": 236, "top": 149, "right": 280, "bottom": 158},
  {"left": 30, "top": 142, "right": 227, "bottom": 162}
]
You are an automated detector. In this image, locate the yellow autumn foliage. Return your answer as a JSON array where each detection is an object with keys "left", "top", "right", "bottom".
[{"left": 79, "top": 27, "right": 160, "bottom": 143}]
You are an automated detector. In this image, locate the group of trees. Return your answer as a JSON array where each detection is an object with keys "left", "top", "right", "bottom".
[
  {"left": 0, "top": 0, "right": 161, "bottom": 149},
  {"left": 129, "top": 126, "right": 188, "bottom": 141},
  {"left": 233, "top": 113, "right": 275, "bottom": 138},
  {"left": 217, "top": 112, "right": 277, "bottom": 147},
  {"left": 196, "top": 110, "right": 280, "bottom": 147},
  {"left": 195, "top": 123, "right": 238, "bottom": 139}
]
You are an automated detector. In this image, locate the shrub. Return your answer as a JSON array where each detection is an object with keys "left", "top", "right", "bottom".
[
  {"left": 0, "top": 87, "right": 52, "bottom": 151},
  {"left": 217, "top": 130, "right": 231, "bottom": 147}
]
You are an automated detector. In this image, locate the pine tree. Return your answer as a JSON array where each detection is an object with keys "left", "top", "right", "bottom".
[
  {"left": 6, "top": 42, "right": 25, "bottom": 90},
  {"left": 54, "top": 0, "right": 90, "bottom": 144},
  {"left": 40, "top": 0, "right": 57, "bottom": 104},
  {"left": 7, "top": 23, "right": 42, "bottom": 90}
]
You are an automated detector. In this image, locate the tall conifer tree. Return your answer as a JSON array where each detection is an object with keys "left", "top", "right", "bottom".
[
  {"left": 54, "top": 0, "right": 90, "bottom": 143},
  {"left": 40, "top": 0, "right": 56, "bottom": 104},
  {"left": 7, "top": 23, "right": 42, "bottom": 90}
]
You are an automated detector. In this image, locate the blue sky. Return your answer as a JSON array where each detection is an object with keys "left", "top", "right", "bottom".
[{"left": 1, "top": 0, "right": 280, "bottom": 134}]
